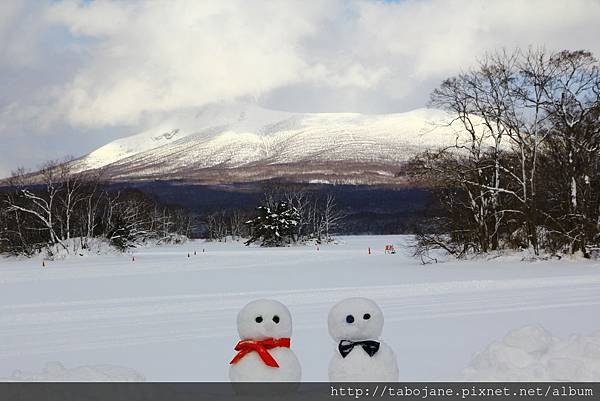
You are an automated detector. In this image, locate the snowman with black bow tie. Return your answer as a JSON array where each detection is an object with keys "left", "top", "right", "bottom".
[{"left": 328, "top": 297, "right": 399, "bottom": 381}]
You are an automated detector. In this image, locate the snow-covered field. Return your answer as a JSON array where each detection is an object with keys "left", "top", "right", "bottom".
[{"left": 1, "top": 235, "right": 600, "bottom": 381}]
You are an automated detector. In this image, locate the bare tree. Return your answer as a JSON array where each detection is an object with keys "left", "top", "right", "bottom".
[
  {"left": 204, "top": 210, "right": 228, "bottom": 242},
  {"left": 78, "top": 170, "right": 106, "bottom": 248},
  {"left": 538, "top": 51, "right": 600, "bottom": 255},
  {"left": 416, "top": 48, "right": 600, "bottom": 258},
  {"left": 5, "top": 162, "right": 66, "bottom": 250},
  {"left": 229, "top": 210, "right": 247, "bottom": 239},
  {"left": 284, "top": 188, "right": 310, "bottom": 242},
  {"left": 322, "top": 194, "right": 345, "bottom": 242},
  {"left": 1, "top": 165, "right": 194, "bottom": 256}
]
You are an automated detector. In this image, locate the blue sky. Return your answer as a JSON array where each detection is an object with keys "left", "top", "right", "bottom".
[{"left": 1, "top": 0, "right": 600, "bottom": 177}]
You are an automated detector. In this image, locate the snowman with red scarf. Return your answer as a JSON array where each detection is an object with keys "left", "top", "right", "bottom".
[{"left": 229, "top": 299, "right": 301, "bottom": 382}]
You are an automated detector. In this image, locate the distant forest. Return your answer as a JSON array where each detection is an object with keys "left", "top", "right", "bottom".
[
  {"left": 128, "top": 182, "right": 433, "bottom": 237},
  {"left": 0, "top": 163, "right": 431, "bottom": 257}
]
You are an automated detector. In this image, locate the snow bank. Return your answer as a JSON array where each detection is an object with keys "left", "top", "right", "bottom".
[
  {"left": 2, "top": 362, "right": 145, "bottom": 382},
  {"left": 463, "top": 325, "right": 600, "bottom": 381},
  {"left": 42, "top": 238, "right": 119, "bottom": 260},
  {"left": 36, "top": 235, "right": 188, "bottom": 260}
]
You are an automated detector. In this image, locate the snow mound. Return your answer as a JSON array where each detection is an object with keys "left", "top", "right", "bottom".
[
  {"left": 41, "top": 238, "right": 119, "bottom": 260},
  {"left": 464, "top": 325, "right": 600, "bottom": 381},
  {"left": 35, "top": 236, "right": 188, "bottom": 260},
  {"left": 3, "top": 361, "right": 145, "bottom": 382}
]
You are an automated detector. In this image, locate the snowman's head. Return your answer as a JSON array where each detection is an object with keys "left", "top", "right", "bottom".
[
  {"left": 237, "top": 299, "right": 293, "bottom": 340},
  {"left": 328, "top": 297, "right": 384, "bottom": 341}
]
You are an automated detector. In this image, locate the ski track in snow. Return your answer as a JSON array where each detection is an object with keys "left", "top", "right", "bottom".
[{"left": 2, "top": 276, "right": 600, "bottom": 357}]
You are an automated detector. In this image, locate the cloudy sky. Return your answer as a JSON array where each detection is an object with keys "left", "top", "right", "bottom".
[{"left": 1, "top": 0, "right": 600, "bottom": 177}]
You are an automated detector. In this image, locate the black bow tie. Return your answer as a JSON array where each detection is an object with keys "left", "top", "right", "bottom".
[{"left": 338, "top": 340, "right": 380, "bottom": 358}]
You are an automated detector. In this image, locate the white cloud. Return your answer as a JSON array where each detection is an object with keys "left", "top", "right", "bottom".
[
  {"left": 0, "top": 162, "right": 9, "bottom": 179},
  {"left": 44, "top": 0, "right": 336, "bottom": 127},
  {"left": 8, "top": 0, "right": 600, "bottom": 127},
  {"left": 1, "top": 0, "right": 600, "bottom": 173},
  {"left": 347, "top": 0, "right": 600, "bottom": 87},
  {"left": 0, "top": 0, "right": 44, "bottom": 70}
]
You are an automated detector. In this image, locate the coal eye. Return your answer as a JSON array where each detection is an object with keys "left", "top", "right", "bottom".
[
  {"left": 255, "top": 316, "right": 263, "bottom": 323},
  {"left": 363, "top": 313, "right": 371, "bottom": 320},
  {"left": 272, "top": 315, "right": 280, "bottom": 324},
  {"left": 346, "top": 314, "right": 355, "bottom": 324}
]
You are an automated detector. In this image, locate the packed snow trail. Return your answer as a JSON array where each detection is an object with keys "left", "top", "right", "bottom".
[
  {"left": 1, "top": 236, "right": 599, "bottom": 381},
  {"left": 2, "top": 279, "right": 600, "bottom": 357}
]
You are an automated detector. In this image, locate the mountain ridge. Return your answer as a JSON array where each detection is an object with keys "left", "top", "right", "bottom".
[{"left": 68, "top": 103, "right": 464, "bottom": 185}]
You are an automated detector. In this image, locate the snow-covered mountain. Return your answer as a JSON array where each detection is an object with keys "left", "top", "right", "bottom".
[{"left": 72, "top": 103, "right": 465, "bottom": 185}]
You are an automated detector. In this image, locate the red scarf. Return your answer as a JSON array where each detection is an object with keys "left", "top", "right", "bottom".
[{"left": 229, "top": 338, "right": 291, "bottom": 368}]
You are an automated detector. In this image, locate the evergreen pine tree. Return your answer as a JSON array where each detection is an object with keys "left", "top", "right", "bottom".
[{"left": 245, "top": 201, "right": 300, "bottom": 246}]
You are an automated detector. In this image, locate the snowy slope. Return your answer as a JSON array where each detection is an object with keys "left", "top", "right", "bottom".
[
  {"left": 71, "top": 103, "right": 466, "bottom": 183},
  {"left": 78, "top": 104, "right": 298, "bottom": 170},
  {"left": 1, "top": 236, "right": 600, "bottom": 381}
]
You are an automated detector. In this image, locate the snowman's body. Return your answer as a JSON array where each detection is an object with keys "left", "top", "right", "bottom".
[
  {"left": 327, "top": 297, "right": 399, "bottom": 382},
  {"left": 329, "top": 341, "right": 398, "bottom": 382},
  {"left": 229, "top": 299, "right": 301, "bottom": 382}
]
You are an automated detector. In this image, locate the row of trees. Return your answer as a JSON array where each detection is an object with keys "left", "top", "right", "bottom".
[
  {"left": 0, "top": 162, "right": 346, "bottom": 256},
  {"left": 409, "top": 48, "right": 600, "bottom": 259},
  {"left": 0, "top": 162, "right": 193, "bottom": 257},
  {"left": 203, "top": 186, "right": 346, "bottom": 246}
]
